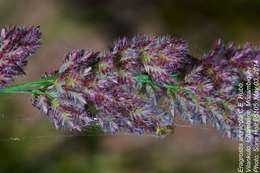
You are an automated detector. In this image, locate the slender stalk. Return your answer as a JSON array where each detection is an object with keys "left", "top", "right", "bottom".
[{"left": 0, "top": 78, "right": 55, "bottom": 94}]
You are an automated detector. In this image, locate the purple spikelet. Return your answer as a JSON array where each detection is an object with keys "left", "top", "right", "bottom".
[
  {"left": 116, "top": 35, "right": 189, "bottom": 85},
  {"left": 176, "top": 40, "right": 259, "bottom": 144},
  {"left": 32, "top": 35, "right": 188, "bottom": 135},
  {"left": 27, "top": 34, "right": 258, "bottom": 142},
  {"left": 33, "top": 50, "right": 174, "bottom": 135},
  {"left": 0, "top": 26, "right": 41, "bottom": 87}
]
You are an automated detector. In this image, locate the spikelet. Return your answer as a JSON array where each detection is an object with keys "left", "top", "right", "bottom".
[
  {"left": 175, "top": 40, "right": 259, "bottom": 144},
  {"left": 0, "top": 26, "right": 41, "bottom": 87},
  {"left": 32, "top": 34, "right": 190, "bottom": 135}
]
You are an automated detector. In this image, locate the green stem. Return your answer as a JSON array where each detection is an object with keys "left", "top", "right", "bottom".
[{"left": 0, "top": 78, "right": 55, "bottom": 94}]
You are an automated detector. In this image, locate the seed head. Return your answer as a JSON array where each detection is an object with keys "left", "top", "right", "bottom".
[
  {"left": 0, "top": 26, "right": 41, "bottom": 87},
  {"left": 177, "top": 40, "right": 259, "bottom": 143}
]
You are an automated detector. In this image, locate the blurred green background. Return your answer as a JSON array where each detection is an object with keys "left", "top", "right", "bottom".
[{"left": 0, "top": 0, "right": 259, "bottom": 172}]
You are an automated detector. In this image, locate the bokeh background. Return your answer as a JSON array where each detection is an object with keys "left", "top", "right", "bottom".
[{"left": 0, "top": 0, "right": 259, "bottom": 172}]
